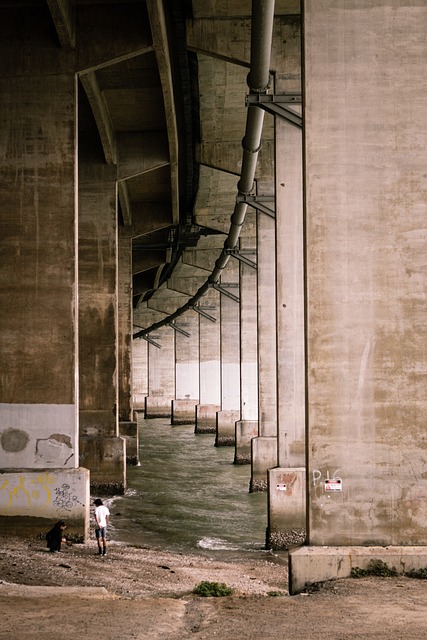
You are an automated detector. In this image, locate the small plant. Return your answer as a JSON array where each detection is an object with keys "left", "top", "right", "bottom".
[
  {"left": 267, "top": 591, "right": 286, "bottom": 597},
  {"left": 193, "top": 581, "right": 233, "bottom": 597},
  {"left": 405, "top": 567, "right": 427, "bottom": 580},
  {"left": 351, "top": 559, "right": 398, "bottom": 578}
]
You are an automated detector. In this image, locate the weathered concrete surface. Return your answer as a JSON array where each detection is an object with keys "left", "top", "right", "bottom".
[
  {"left": 79, "top": 164, "right": 118, "bottom": 440},
  {"left": 216, "top": 410, "right": 239, "bottom": 447},
  {"left": 171, "top": 399, "right": 197, "bottom": 425},
  {"left": 195, "top": 404, "right": 220, "bottom": 433},
  {"left": 289, "top": 545, "right": 427, "bottom": 595},
  {"left": 251, "top": 436, "right": 277, "bottom": 493},
  {"left": 79, "top": 436, "right": 126, "bottom": 495},
  {"left": 267, "top": 467, "right": 306, "bottom": 549},
  {"left": 304, "top": 0, "right": 427, "bottom": 547},
  {"left": 0, "top": 468, "right": 90, "bottom": 540},
  {"left": 235, "top": 420, "right": 258, "bottom": 465},
  {"left": 119, "top": 421, "right": 139, "bottom": 466},
  {"left": 0, "top": 404, "right": 76, "bottom": 470},
  {"left": 0, "top": 7, "right": 77, "bottom": 408}
]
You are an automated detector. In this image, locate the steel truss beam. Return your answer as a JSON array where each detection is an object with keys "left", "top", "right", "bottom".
[{"left": 246, "top": 93, "right": 302, "bottom": 128}]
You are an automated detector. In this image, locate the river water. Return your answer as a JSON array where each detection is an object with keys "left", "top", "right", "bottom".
[{"left": 106, "top": 417, "right": 271, "bottom": 561}]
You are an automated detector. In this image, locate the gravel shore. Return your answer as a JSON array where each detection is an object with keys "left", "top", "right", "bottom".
[{"left": 1, "top": 535, "right": 426, "bottom": 640}]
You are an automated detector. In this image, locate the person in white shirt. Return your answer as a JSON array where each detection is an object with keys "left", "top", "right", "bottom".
[{"left": 94, "top": 498, "right": 110, "bottom": 556}]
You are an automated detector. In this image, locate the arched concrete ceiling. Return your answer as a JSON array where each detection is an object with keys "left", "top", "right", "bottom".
[{"left": 39, "top": 0, "right": 301, "bottom": 319}]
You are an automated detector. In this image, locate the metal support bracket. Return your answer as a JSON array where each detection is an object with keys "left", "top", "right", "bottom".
[
  {"left": 212, "top": 283, "right": 240, "bottom": 303},
  {"left": 191, "top": 305, "right": 217, "bottom": 322},
  {"left": 141, "top": 334, "right": 161, "bottom": 348},
  {"left": 246, "top": 93, "right": 302, "bottom": 128},
  {"left": 225, "top": 248, "right": 257, "bottom": 269},
  {"left": 237, "top": 194, "right": 275, "bottom": 218},
  {"left": 167, "top": 322, "right": 191, "bottom": 337}
]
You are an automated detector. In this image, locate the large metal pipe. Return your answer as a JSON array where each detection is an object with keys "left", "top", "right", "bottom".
[{"left": 134, "top": 0, "right": 275, "bottom": 340}]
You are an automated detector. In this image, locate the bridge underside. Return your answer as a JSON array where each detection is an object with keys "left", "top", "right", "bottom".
[{"left": 0, "top": 1, "right": 426, "bottom": 591}]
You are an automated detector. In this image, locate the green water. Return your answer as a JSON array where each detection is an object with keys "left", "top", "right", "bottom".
[{"left": 107, "top": 417, "right": 270, "bottom": 560}]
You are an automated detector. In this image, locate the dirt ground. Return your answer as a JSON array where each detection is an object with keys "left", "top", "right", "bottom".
[{"left": 0, "top": 535, "right": 426, "bottom": 640}]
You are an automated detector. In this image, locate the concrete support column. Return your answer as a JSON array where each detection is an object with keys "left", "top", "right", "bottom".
[
  {"left": 78, "top": 164, "right": 126, "bottom": 495},
  {"left": 0, "top": 7, "right": 88, "bottom": 537},
  {"left": 195, "top": 290, "right": 221, "bottom": 433},
  {"left": 251, "top": 191, "right": 277, "bottom": 491},
  {"left": 267, "top": 71, "right": 305, "bottom": 547},
  {"left": 235, "top": 231, "right": 258, "bottom": 464},
  {"left": 172, "top": 312, "right": 199, "bottom": 425},
  {"left": 216, "top": 263, "right": 241, "bottom": 446},
  {"left": 304, "top": 0, "right": 427, "bottom": 547},
  {"left": 145, "top": 324, "right": 175, "bottom": 418},
  {"left": 117, "top": 234, "right": 138, "bottom": 465},
  {"left": 132, "top": 334, "right": 148, "bottom": 412}
]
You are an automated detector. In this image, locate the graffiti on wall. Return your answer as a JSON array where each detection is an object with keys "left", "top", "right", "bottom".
[{"left": 0, "top": 474, "right": 82, "bottom": 513}]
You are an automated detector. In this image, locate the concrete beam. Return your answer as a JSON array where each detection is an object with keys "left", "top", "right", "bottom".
[
  {"left": 47, "top": 0, "right": 75, "bottom": 49},
  {"left": 146, "top": 0, "right": 180, "bottom": 225},
  {"left": 79, "top": 71, "right": 116, "bottom": 164}
]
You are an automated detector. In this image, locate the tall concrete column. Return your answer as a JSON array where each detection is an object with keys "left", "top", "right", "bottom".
[
  {"left": 196, "top": 289, "right": 221, "bottom": 434},
  {"left": 268, "top": 32, "right": 305, "bottom": 548},
  {"left": 304, "top": 0, "right": 427, "bottom": 547},
  {"left": 216, "top": 262, "right": 241, "bottom": 446},
  {"left": 251, "top": 192, "right": 278, "bottom": 491},
  {"left": 235, "top": 230, "right": 259, "bottom": 464},
  {"left": 145, "top": 323, "right": 175, "bottom": 419},
  {"left": 117, "top": 233, "right": 138, "bottom": 465},
  {"left": 78, "top": 164, "right": 126, "bottom": 494},
  {"left": 0, "top": 7, "right": 89, "bottom": 537},
  {"left": 132, "top": 330, "right": 148, "bottom": 412},
  {"left": 172, "top": 311, "right": 200, "bottom": 424}
]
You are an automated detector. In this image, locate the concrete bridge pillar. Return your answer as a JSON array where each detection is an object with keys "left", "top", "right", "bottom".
[
  {"left": 195, "top": 290, "right": 221, "bottom": 434},
  {"left": 78, "top": 163, "right": 126, "bottom": 495},
  {"left": 235, "top": 230, "right": 259, "bottom": 464},
  {"left": 117, "top": 235, "right": 139, "bottom": 465},
  {"left": 251, "top": 194, "right": 277, "bottom": 491},
  {"left": 171, "top": 312, "right": 200, "bottom": 425},
  {"left": 145, "top": 324, "right": 175, "bottom": 418},
  {"left": 216, "top": 263, "right": 241, "bottom": 446},
  {"left": 0, "top": 8, "right": 89, "bottom": 537},
  {"left": 267, "top": 70, "right": 305, "bottom": 548}
]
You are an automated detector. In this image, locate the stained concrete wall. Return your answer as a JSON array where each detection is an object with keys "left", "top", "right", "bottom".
[
  {"left": 304, "top": 0, "right": 427, "bottom": 545},
  {"left": 78, "top": 164, "right": 118, "bottom": 438},
  {"left": 0, "top": 7, "right": 78, "bottom": 471},
  {"left": 0, "top": 468, "right": 90, "bottom": 540}
]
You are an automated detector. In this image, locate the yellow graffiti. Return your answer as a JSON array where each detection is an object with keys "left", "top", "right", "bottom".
[{"left": 0, "top": 473, "right": 55, "bottom": 508}]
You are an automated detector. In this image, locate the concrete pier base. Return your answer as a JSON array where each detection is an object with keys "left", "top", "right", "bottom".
[
  {"left": 234, "top": 420, "right": 258, "bottom": 464},
  {"left": 288, "top": 545, "right": 427, "bottom": 595},
  {"left": 0, "top": 468, "right": 90, "bottom": 540},
  {"left": 267, "top": 467, "right": 306, "bottom": 549},
  {"left": 250, "top": 436, "right": 277, "bottom": 492},
  {"left": 195, "top": 404, "right": 219, "bottom": 434},
  {"left": 119, "top": 421, "right": 139, "bottom": 465},
  {"left": 171, "top": 399, "right": 197, "bottom": 425},
  {"left": 144, "top": 396, "right": 172, "bottom": 419},
  {"left": 216, "top": 410, "right": 239, "bottom": 446},
  {"left": 79, "top": 436, "right": 126, "bottom": 495}
]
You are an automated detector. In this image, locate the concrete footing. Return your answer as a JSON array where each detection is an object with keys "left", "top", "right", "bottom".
[
  {"left": 216, "top": 410, "right": 239, "bottom": 446},
  {"left": 144, "top": 396, "right": 172, "bottom": 419},
  {"left": 235, "top": 420, "right": 258, "bottom": 464},
  {"left": 0, "top": 468, "right": 90, "bottom": 540},
  {"left": 250, "top": 436, "right": 277, "bottom": 492},
  {"left": 195, "top": 404, "right": 219, "bottom": 434},
  {"left": 79, "top": 436, "right": 126, "bottom": 494},
  {"left": 171, "top": 399, "right": 197, "bottom": 425},
  {"left": 288, "top": 545, "right": 427, "bottom": 595},
  {"left": 119, "top": 421, "right": 139, "bottom": 465}
]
